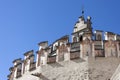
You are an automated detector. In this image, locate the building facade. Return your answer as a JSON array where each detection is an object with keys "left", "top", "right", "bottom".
[{"left": 8, "top": 12, "right": 120, "bottom": 80}]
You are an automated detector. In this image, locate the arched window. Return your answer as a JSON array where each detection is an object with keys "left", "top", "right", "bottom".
[
  {"left": 97, "top": 34, "right": 102, "bottom": 40},
  {"left": 73, "top": 37, "right": 77, "bottom": 42}
]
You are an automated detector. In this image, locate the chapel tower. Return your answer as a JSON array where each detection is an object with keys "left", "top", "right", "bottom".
[{"left": 72, "top": 10, "right": 92, "bottom": 43}]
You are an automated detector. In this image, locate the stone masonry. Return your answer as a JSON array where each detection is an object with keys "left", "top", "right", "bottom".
[{"left": 8, "top": 11, "right": 120, "bottom": 80}]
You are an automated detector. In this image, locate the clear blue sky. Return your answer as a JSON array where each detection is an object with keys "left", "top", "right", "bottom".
[{"left": 0, "top": 0, "right": 120, "bottom": 80}]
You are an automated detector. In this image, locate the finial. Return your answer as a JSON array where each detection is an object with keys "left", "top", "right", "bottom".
[
  {"left": 78, "top": 5, "right": 85, "bottom": 21},
  {"left": 87, "top": 16, "right": 91, "bottom": 20},
  {"left": 82, "top": 5, "right": 84, "bottom": 16}
]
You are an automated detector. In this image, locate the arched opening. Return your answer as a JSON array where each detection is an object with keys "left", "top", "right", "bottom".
[
  {"left": 79, "top": 36, "right": 83, "bottom": 42},
  {"left": 73, "top": 37, "right": 77, "bottom": 42}
]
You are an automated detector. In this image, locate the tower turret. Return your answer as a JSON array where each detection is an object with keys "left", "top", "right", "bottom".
[
  {"left": 13, "top": 58, "right": 22, "bottom": 78},
  {"left": 23, "top": 50, "right": 36, "bottom": 73}
]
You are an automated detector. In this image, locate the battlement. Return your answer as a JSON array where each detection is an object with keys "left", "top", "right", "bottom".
[{"left": 8, "top": 15, "right": 120, "bottom": 80}]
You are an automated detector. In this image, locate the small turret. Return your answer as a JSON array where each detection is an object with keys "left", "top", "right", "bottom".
[
  {"left": 38, "top": 41, "right": 48, "bottom": 50},
  {"left": 23, "top": 50, "right": 36, "bottom": 72},
  {"left": 13, "top": 58, "right": 22, "bottom": 78},
  {"left": 8, "top": 67, "right": 14, "bottom": 80},
  {"left": 13, "top": 58, "right": 22, "bottom": 67},
  {"left": 115, "top": 34, "right": 120, "bottom": 41},
  {"left": 24, "top": 50, "right": 34, "bottom": 59}
]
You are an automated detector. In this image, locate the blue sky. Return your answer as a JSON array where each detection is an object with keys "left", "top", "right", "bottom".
[{"left": 0, "top": 0, "right": 120, "bottom": 80}]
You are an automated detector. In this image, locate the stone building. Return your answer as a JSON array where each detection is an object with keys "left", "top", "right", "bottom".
[{"left": 8, "top": 11, "right": 120, "bottom": 80}]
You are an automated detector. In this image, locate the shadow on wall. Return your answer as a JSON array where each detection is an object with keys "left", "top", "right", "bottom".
[
  {"left": 72, "top": 58, "right": 86, "bottom": 63},
  {"left": 31, "top": 73, "right": 50, "bottom": 80},
  {"left": 48, "top": 62, "right": 64, "bottom": 68},
  {"left": 40, "top": 74, "right": 50, "bottom": 80}
]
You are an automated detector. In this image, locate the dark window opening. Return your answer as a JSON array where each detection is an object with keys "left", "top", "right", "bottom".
[{"left": 79, "top": 36, "right": 83, "bottom": 42}]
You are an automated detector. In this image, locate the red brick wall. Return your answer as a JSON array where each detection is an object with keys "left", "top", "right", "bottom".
[
  {"left": 95, "top": 50, "right": 104, "bottom": 57},
  {"left": 70, "top": 52, "right": 80, "bottom": 59},
  {"left": 47, "top": 56, "right": 56, "bottom": 63}
]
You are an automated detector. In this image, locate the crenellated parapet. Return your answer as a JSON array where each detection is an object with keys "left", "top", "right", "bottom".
[
  {"left": 8, "top": 13, "right": 120, "bottom": 80},
  {"left": 36, "top": 35, "right": 70, "bottom": 66},
  {"left": 23, "top": 50, "right": 36, "bottom": 72},
  {"left": 7, "top": 67, "right": 14, "bottom": 80},
  {"left": 12, "top": 58, "right": 22, "bottom": 79},
  {"left": 8, "top": 50, "right": 36, "bottom": 80}
]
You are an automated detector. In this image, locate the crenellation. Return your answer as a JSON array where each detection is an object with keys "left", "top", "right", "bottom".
[
  {"left": 13, "top": 58, "right": 22, "bottom": 66},
  {"left": 24, "top": 50, "right": 34, "bottom": 60},
  {"left": 8, "top": 13, "right": 120, "bottom": 80},
  {"left": 13, "top": 59, "right": 22, "bottom": 79},
  {"left": 105, "top": 32, "right": 116, "bottom": 41},
  {"left": 38, "top": 41, "right": 48, "bottom": 51},
  {"left": 115, "top": 34, "right": 120, "bottom": 41}
]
